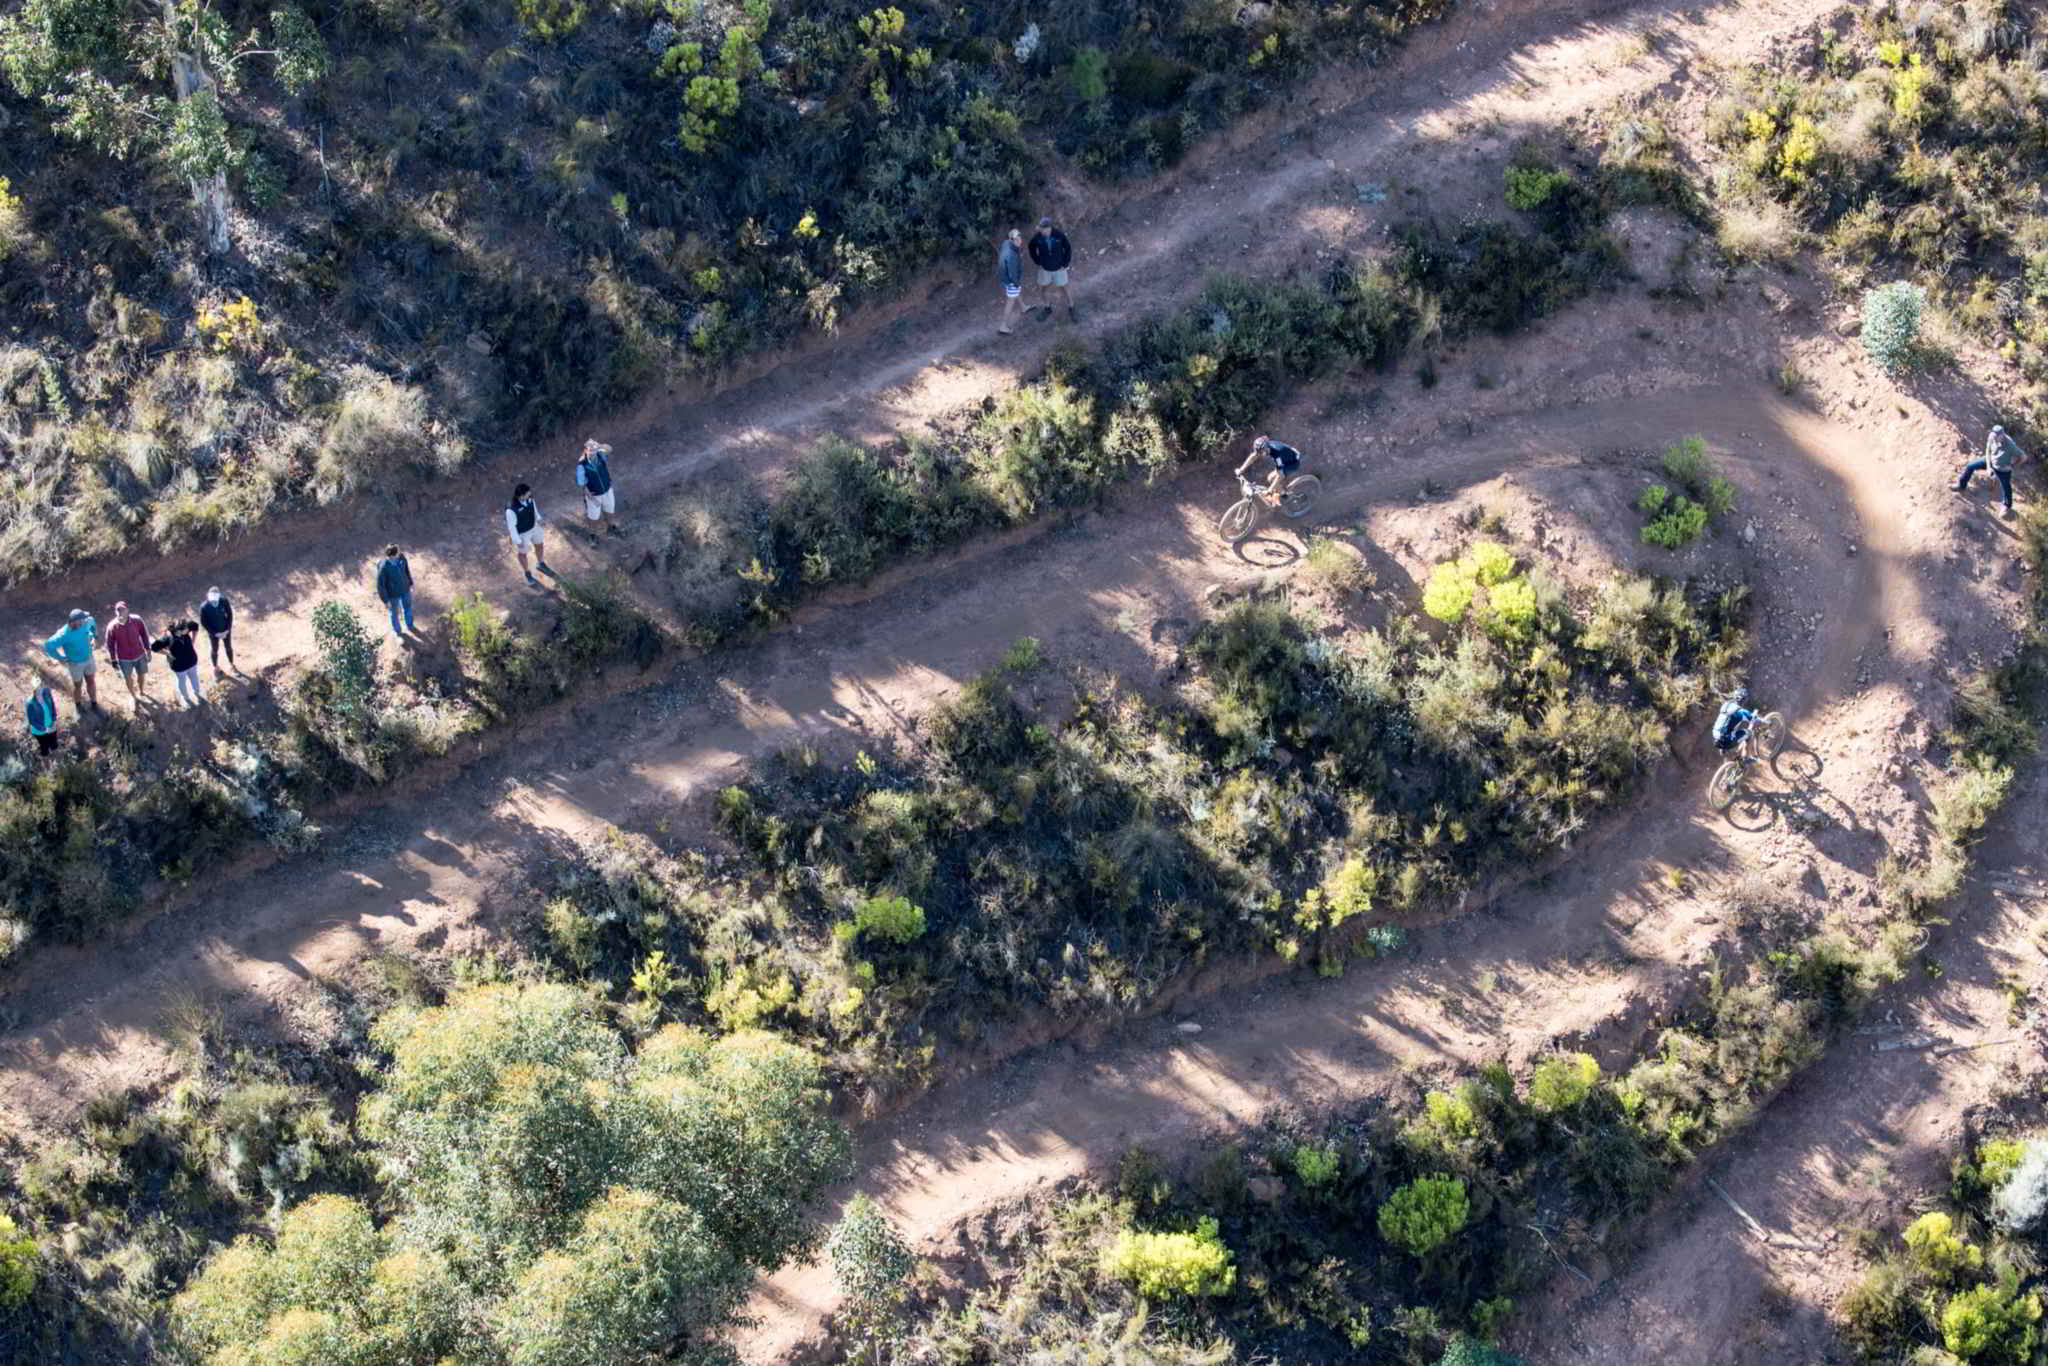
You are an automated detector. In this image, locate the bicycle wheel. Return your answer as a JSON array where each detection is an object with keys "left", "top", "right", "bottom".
[
  {"left": 1752, "top": 711, "right": 1788, "bottom": 759},
  {"left": 1708, "top": 760, "right": 1744, "bottom": 812},
  {"left": 1279, "top": 474, "right": 1322, "bottom": 519},
  {"left": 1219, "top": 498, "right": 1260, "bottom": 542}
]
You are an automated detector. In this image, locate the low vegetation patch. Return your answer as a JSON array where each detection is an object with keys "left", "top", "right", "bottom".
[
  {"left": 1637, "top": 435, "right": 1735, "bottom": 550},
  {"left": 532, "top": 549, "right": 1747, "bottom": 1105}
]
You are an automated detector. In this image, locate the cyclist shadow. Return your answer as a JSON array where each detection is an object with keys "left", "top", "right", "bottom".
[
  {"left": 1233, "top": 536, "right": 1302, "bottom": 567},
  {"left": 1719, "top": 737, "right": 1837, "bottom": 834}
]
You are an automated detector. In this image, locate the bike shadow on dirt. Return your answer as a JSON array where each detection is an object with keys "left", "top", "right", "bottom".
[{"left": 1232, "top": 535, "right": 1301, "bottom": 567}]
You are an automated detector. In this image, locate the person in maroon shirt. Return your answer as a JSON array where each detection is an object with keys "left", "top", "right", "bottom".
[{"left": 104, "top": 601, "right": 153, "bottom": 705}]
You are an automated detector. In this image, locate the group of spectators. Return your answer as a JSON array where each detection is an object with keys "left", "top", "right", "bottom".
[{"left": 22, "top": 438, "right": 627, "bottom": 757}]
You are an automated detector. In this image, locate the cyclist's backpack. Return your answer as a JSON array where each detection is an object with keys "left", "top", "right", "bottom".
[{"left": 1711, "top": 701, "right": 1743, "bottom": 749}]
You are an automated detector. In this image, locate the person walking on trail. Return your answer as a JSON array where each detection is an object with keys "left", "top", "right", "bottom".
[
  {"left": 1234, "top": 435, "right": 1306, "bottom": 497},
  {"left": 198, "top": 586, "right": 235, "bottom": 675},
  {"left": 377, "top": 545, "right": 416, "bottom": 638},
  {"left": 152, "top": 620, "right": 205, "bottom": 708},
  {"left": 104, "top": 602, "right": 153, "bottom": 705},
  {"left": 576, "top": 440, "right": 620, "bottom": 534},
  {"left": 23, "top": 683, "right": 59, "bottom": 756},
  {"left": 1028, "top": 216, "right": 1078, "bottom": 322},
  {"left": 42, "top": 609, "right": 100, "bottom": 713},
  {"left": 1954, "top": 423, "right": 2023, "bottom": 516},
  {"left": 506, "top": 484, "right": 553, "bottom": 587},
  {"left": 997, "top": 228, "right": 1026, "bottom": 335}
]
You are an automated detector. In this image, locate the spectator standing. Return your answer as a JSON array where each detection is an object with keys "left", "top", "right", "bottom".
[
  {"left": 1028, "top": 216, "right": 1078, "bottom": 322},
  {"left": 997, "top": 228, "right": 1025, "bottom": 335},
  {"left": 153, "top": 620, "right": 204, "bottom": 708},
  {"left": 377, "top": 545, "right": 416, "bottom": 638},
  {"left": 23, "top": 683, "right": 59, "bottom": 756},
  {"left": 198, "top": 586, "right": 235, "bottom": 674},
  {"left": 576, "top": 440, "right": 620, "bottom": 535},
  {"left": 506, "top": 484, "right": 553, "bottom": 587},
  {"left": 104, "top": 602, "right": 153, "bottom": 705},
  {"left": 42, "top": 609, "right": 100, "bottom": 713},
  {"left": 1954, "top": 424, "right": 2023, "bottom": 516}
]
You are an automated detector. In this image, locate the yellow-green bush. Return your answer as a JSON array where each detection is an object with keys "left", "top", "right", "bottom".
[
  {"left": 1377, "top": 1174, "right": 1470, "bottom": 1256},
  {"left": 1101, "top": 1217, "right": 1235, "bottom": 1299}
]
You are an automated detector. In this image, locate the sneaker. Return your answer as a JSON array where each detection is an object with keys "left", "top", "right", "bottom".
[
  {"left": 536, "top": 561, "right": 556, "bottom": 578},
  {"left": 524, "top": 573, "right": 540, "bottom": 587},
  {"left": 2002, "top": 505, "right": 2016, "bottom": 518},
  {"left": 606, "top": 524, "right": 623, "bottom": 538},
  {"left": 1033, "top": 306, "right": 1053, "bottom": 322},
  {"left": 1067, "top": 307, "right": 1081, "bottom": 323}
]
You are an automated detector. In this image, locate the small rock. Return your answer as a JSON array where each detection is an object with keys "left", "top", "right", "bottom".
[
  {"left": 1741, "top": 521, "right": 1757, "bottom": 544},
  {"left": 1247, "top": 1176, "right": 1285, "bottom": 1203},
  {"left": 1176, "top": 1021, "right": 1203, "bottom": 1035}
]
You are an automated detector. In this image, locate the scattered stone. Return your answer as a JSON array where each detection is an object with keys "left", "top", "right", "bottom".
[{"left": 1176, "top": 1021, "right": 1203, "bottom": 1035}]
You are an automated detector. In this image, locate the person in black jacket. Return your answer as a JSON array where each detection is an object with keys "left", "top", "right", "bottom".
[
  {"left": 377, "top": 546, "right": 416, "bottom": 637},
  {"left": 1028, "top": 216, "right": 1078, "bottom": 323},
  {"left": 151, "top": 620, "right": 205, "bottom": 708},
  {"left": 198, "top": 586, "right": 235, "bottom": 675}
]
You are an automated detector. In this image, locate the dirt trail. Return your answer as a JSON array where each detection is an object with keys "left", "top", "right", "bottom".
[
  {"left": 0, "top": 383, "right": 1863, "bottom": 1119},
  {"left": 5, "top": 0, "right": 1809, "bottom": 688},
  {"left": 1522, "top": 762, "right": 2048, "bottom": 1366}
]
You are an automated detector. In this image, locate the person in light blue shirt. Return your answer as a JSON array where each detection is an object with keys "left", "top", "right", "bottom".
[{"left": 41, "top": 608, "right": 101, "bottom": 713}]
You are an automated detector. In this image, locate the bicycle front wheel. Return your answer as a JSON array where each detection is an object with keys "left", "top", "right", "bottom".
[
  {"left": 1708, "top": 761, "right": 1744, "bottom": 812},
  {"left": 1752, "top": 711, "right": 1788, "bottom": 759},
  {"left": 1279, "top": 474, "right": 1322, "bottom": 519},
  {"left": 1219, "top": 498, "right": 1260, "bottom": 542}
]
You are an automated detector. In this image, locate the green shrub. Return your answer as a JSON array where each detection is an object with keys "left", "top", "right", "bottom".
[
  {"left": 0, "top": 1214, "right": 35, "bottom": 1308},
  {"left": 1290, "top": 1142, "right": 1341, "bottom": 1189},
  {"left": 1641, "top": 496, "right": 1709, "bottom": 549},
  {"left": 1527, "top": 1052, "right": 1600, "bottom": 1112},
  {"left": 309, "top": 601, "right": 377, "bottom": 719},
  {"left": 1862, "top": 281, "right": 1925, "bottom": 372},
  {"left": 1441, "top": 1338, "right": 1528, "bottom": 1366},
  {"left": 1941, "top": 1271, "right": 2042, "bottom": 1362},
  {"left": 854, "top": 894, "right": 926, "bottom": 945},
  {"left": 1101, "top": 1217, "right": 1235, "bottom": 1299},
  {"left": 1504, "top": 164, "right": 1570, "bottom": 211},
  {"left": 829, "top": 1193, "right": 916, "bottom": 1350},
  {"left": 1378, "top": 1174, "right": 1470, "bottom": 1256},
  {"left": 1904, "top": 1210, "right": 1981, "bottom": 1278}
]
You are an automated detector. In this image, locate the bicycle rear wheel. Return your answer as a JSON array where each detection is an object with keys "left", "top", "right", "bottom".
[
  {"left": 1279, "top": 474, "right": 1322, "bottom": 519},
  {"left": 1708, "top": 761, "right": 1744, "bottom": 812},
  {"left": 1219, "top": 498, "right": 1260, "bottom": 542},
  {"left": 1752, "top": 711, "right": 1788, "bottom": 759}
]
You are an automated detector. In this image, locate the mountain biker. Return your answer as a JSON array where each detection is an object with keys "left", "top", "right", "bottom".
[
  {"left": 1712, "top": 688, "right": 1756, "bottom": 753},
  {"left": 1234, "top": 436, "right": 1305, "bottom": 499}
]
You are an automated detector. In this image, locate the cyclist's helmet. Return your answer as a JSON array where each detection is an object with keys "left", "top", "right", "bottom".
[
  {"left": 1251, "top": 436, "right": 1271, "bottom": 452},
  {"left": 1731, "top": 687, "right": 1750, "bottom": 704}
]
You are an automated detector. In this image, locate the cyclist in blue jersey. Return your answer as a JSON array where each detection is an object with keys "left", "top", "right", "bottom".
[{"left": 1234, "top": 435, "right": 1305, "bottom": 499}]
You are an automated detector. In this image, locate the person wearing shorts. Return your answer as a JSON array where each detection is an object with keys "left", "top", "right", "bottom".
[
  {"left": 42, "top": 609, "right": 100, "bottom": 712},
  {"left": 104, "top": 601, "right": 153, "bottom": 704},
  {"left": 506, "top": 484, "right": 553, "bottom": 587},
  {"left": 1028, "top": 216, "right": 1077, "bottom": 322},
  {"left": 576, "top": 440, "right": 620, "bottom": 534},
  {"left": 997, "top": 228, "right": 1025, "bottom": 335}
]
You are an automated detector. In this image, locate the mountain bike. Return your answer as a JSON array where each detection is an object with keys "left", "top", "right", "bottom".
[
  {"left": 1708, "top": 711, "right": 1787, "bottom": 812},
  {"left": 1219, "top": 474, "right": 1322, "bottom": 543}
]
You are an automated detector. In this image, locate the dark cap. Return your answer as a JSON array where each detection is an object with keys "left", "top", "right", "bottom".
[{"left": 1037, "top": 216, "right": 1054, "bottom": 228}]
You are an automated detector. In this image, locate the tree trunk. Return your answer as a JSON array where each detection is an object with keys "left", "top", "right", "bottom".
[{"left": 163, "top": 3, "right": 232, "bottom": 255}]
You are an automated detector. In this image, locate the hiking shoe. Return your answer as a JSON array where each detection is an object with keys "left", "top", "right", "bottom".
[
  {"left": 536, "top": 561, "right": 556, "bottom": 577},
  {"left": 606, "top": 524, "right": 623, "bottom": 538},
  {"left": 524, "top": 573, "right": 540, "bottom": 587},
  {"left": 1033, "top": 306, "right": 1053, "bottom": 321},
  {"left": 1067, "top": 307, "right": 1081, "bottom": 323}
]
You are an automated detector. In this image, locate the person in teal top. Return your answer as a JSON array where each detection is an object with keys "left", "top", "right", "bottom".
[
  {"left": 42, "top": 608, "right": 101, "bottom": 713},
  {"left": 23, "top": 684, "right": 58, "bottom": 756}
]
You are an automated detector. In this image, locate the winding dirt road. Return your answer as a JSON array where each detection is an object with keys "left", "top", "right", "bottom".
[{"left": 3, "top": 0, "right": 2036, "bottom": 1360}]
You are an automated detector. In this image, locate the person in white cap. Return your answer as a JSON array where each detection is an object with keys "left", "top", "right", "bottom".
[{"left": 575, "top": 438, "right": 620, "bottom": 535}]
